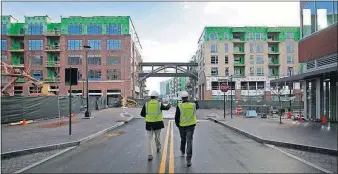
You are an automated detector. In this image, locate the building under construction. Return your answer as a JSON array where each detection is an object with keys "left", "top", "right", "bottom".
[{"left": 1, "top": 15, "right": 144, "bottom": 104}]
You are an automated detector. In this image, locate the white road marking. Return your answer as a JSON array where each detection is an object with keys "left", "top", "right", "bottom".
[{"left": 265, "top": 144, "right": 333, "bottom": 174}]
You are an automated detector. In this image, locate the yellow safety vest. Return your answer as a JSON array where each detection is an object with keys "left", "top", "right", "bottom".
[
  {"left": 145, "top": 99, "right": 163, "bottom": 122},
  {"left": 178, "top": 102, "right": 197, "bottom": 127}
]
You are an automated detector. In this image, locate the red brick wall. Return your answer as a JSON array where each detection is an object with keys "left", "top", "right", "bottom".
[{"left": 299, "top": 24, "right": 338, "bottom": 63}]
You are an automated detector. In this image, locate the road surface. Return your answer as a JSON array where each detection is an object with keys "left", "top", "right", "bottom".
[{"left": 24, "top": 116, "right": 323, "bottom": 173}]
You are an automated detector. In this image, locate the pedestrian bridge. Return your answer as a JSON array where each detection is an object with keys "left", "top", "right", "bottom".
[{"left": 138, "top": 62, "right": 198, "bottom": 82}]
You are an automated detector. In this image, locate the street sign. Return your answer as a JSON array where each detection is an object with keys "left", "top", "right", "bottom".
[{"left": 220, "top": 83, "right": 229, "bottom": 92}]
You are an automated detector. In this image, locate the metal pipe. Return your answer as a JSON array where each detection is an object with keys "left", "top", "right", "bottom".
[{"left": 83, "top": 45, "right": 91, "bottom": 118}]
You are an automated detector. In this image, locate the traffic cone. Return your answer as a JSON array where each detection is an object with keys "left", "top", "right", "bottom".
[
  {"left": 71, "top": 114, "right": 76, "bottom": 118},
  {"left": 299, "top": 115, "right": 303, "bottom": 122},
  {"left": 21, "top": 119, "right": 27, "bottom": 126},
  {"left": 321, "top": 115, "right": 327, "bottom": 124}
]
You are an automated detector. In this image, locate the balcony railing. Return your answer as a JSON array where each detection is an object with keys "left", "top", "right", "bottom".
[
  {"left": 45, "top": 77, "right": 60, "bottom": 82},
  {"left": 46, "top": 45, "right": 60, "bottom": 51},
  {"left": 44, "top": 30, "right": 61, "bottom": 36},
  {"left": 45, "top": 61, "right": 60, "bottom": 67}
]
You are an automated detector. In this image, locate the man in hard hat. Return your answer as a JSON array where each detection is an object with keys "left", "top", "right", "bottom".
[
  {"left": 140, "top": 91, "right": 171, "bottom": 161},
  {"left": 175, "top": 91, "right": 199, "bottom": 167}
]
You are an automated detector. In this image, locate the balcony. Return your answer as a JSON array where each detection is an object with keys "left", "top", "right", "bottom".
[
  {"left": 44, "top": 77, "right": 60, "bottom": 82},
  {"left": 267, "top": 32, "right": 281, "bottom": 43},
  {"left": 268, "top": 67, "right": 280, "bottom": 77},
  {"left": 234, "top": 67, "right": 245, "bottom": 77},
  {"left": 232, "top": 32, "right": 246, "bottom": 42},
  {"left": 44, "top": 30, "right": 61, "bottom": 36},
  {"left": 233, "top": 44, "right": 245, "bottom": 54},
  {"left": 234, "top": 56, "right": 245, "bottom": 66},
  {"left": 16, "top": 78, "right": 25, "bottom": 83},
  {"left": 45, "top": 61, "right": 60, "bottom": 67},
  {"left": 45, "top": 45, "right": 60, "bottom": 52},
  {"left": 268, "top": 43, "right": 279, "bottom": 54},
  {"left": 8, "top": 45, "right": 24, "bottom": 52},
  {"left": 268, "top": 55, "right": 280, "bottom": 66}
]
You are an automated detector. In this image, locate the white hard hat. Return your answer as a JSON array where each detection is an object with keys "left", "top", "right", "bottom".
[
  {"left": 180, "top": 91, "right": 189, "bottom": 98},
  {"left": 150, "top": 91, "right": 159, "bottom": 97}
]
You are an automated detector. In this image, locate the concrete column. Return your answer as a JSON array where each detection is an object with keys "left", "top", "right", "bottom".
[
  {"left": 315, "top": 78, "right": 321, "bottom": 119},
  {"left": 302, "top": 81, "right": 307, "bottom": 118},
  {"left": 330, "top": 76, "right": 337, "bottom": 122},
  {"left": 325, "top": 81, "right": 330, "bottom": 118}
]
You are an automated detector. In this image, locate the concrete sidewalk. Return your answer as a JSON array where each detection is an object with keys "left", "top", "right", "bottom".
[
  {"left": 1, "top": 108, "right": 133, "bottom": 155},
  {"left": 197, "top": 109, "right": 337, "bottom": 153}
]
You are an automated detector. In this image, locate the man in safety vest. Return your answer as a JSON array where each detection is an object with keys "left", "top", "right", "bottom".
[
  {"left": 175, "top": 91, "right": 199, "bottom": 167},
  {"left": 140, "top": 91, "right": 171, "bottom": 161}
]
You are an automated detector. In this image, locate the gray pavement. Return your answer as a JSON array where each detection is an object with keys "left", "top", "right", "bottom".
[
  {"left": 198, "top": 109, "right": 337, "bottom": 150},
  {"left": 1, "top": 108, "right": 129, "bottom": 153},
  {"left": 25, "top": 117, "right": 325, "bottom": 173}
]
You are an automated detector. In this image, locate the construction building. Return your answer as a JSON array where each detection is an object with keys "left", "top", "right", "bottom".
[
  {"left": 271, "top": 1, "right": 338, "bottom": 122},
  {"left": 195, "top": 26, "right": 301, "bottom": 101},
  {"left": 159, "top": 77, "right": 190, "bottom": 100},
  {"left": 1, "top": 15, "right": 143, "bottom": 103}
]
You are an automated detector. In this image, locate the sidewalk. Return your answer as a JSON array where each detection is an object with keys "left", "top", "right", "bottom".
[
  {"left": 198, "top": 109, "right": 337, "bottom": 151},
  {"left": 1, "top": 108, "right": 133, "bottom": 154}
]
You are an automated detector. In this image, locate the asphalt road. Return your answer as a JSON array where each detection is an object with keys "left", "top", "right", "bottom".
[{"left": 25, "top": 118, "right": 323, "bottom": 173}]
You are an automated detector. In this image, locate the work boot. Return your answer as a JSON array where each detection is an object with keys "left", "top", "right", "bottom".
[
  {"left": 148, "top": 155, "right": 153, "bottom": 161},
  {"left": 181, "top": 151, "right": 185, "bottom": 157},
  {"left": 157, "top": 146, "right": 161, "bottom": 153},
  {"left": 187, "top": 160, "right": 192, "bottom": 167}
]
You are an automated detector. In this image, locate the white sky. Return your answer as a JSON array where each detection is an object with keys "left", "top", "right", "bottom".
[{"left": 143, "top": 2, "right": 300, "bottom": 93}]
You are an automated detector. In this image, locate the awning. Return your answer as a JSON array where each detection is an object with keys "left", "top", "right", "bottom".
[{"left": 270, "top": 66, "right": 337, "bottom": 83}]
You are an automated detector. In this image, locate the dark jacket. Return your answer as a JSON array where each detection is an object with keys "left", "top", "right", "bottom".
[
  {"left": 175, "top": 100, "right": 199, "bottom": 129},
  {"left": 140, "top": 101, "right": 171, "bottom": 131}
]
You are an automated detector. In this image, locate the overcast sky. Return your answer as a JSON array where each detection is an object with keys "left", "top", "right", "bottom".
[{"left": 3, "top": 2, "right": 300, "bottom": 93}]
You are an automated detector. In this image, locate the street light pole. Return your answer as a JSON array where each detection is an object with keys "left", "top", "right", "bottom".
[
  {"left": 83, "top": 45, "right": 91, "bottom": 118},
  {"left": 288, "top": 67, "right": 292, "bottom": 111}
]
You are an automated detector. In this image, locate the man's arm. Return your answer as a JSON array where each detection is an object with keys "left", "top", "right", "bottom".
[
  {"left": 160, "top": 103, "right": 171, "bottom": 111},
  {"left": 140, "top": 105, "right": 146, "bottom": 117},
  {"left": 175, "top": 106, "right": 180, "bottom": 127}
]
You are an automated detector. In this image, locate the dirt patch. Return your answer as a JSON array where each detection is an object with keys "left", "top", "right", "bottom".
[
  {"left": 104, "top": 131, "right": 125, "bottom": 140},
  {"left": 37, "top": 120, "right": 81, "bottom": 128}
]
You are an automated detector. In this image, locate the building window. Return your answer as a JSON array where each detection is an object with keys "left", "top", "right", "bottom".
[
  {"left": 1, "top": 40, "right": 7, "bottom": 50},
  {"left": 27, "top": 24, "right": 43, "bottom": 35},
  {"left": 225, "top": 67, "right": 229, "bottom": 76},
  {"left": 67, "top": 40, "right": 82, "bottom": 50},
  {"left": 250, "top": 55, "right": 254, "bottom": 65},
  {"left": 68, "top": 24, "right": 82, "bottom": 35},
  {"left": 286, "top": 33, "right": 295, "bottom": 40},
  {"left": 316, "top": 1, "right": 335, "bottom": 31},
  {"left": 106, "top": 24, "right": 121, "bottom": 35},
  {"left": 211, "top": 55, "right": 218, "bottom": 64},
  {"left": 209, "top": 33, "right": 218, "bottom": 40},
  {"left": 30, "top": 70, "right": 43, "bottom": 81},
  {"left": 88, "top": 70, "right": 101, "bottom": 80},
  {"left": 224, "top": 33, "right": 229, "bottom": 40},
  {"left": 211, "top": 44, "right": 217, "bottom": 53},
  {"left": 87, "top": 55, "right": 101, "bottom": 65},
  {"left": 250, "top": 67, "right": 255, "bottom": 76},
  {"left": 68, "top": 55, "right": 82, "bottom": 65},
  {"left": 256, "top": 67, "right": 264, "bottom": 76},
  {"left": 256, "top": 55, "right": 264, "bottom": 64},
  {"left": 287, "top": 67, "right": 294, "bottom": 76},
  {"left": 107, "top": 69, "right": 121, "bottom": 80},
  {"left": 1, "top": 24, "right": 7, "bottom": 35},
  {"left": 256, "top": 44, "right": 264, "bottom": 53},
  {"left": 107, "top": 40, "right": 121, "bottom": 50},
  {"left": 250, "top": 43, "right": 254, "bottom": 53},
  {"left": 211, "top": 67, "right": 218, "bottom": 76},
  {"left": 255, "top": 33, "right": 264, "bottom": 41},
  {"left": 1, "top": 55, "right": 7, "bottom": 63},
  {"left": 287, "top": 44, "right": 294, "bottom": 53},
  {"left": 248, "top": 33, "right": 255, "bottom": 41},
  {"left": 287, "top": 55, "right": 294, "bottom": 64},
  {"left": 87, "top": 24, "right": 102, "bottom": 35},
  {"left": 257, "top": 82, "right": 265, "bottom": 90},
  {"left": 224, "top": 44, "right": 228, "bottom": 53},
  {"left": 30, "top": 55, "right": 43, "bottom": 65},
  {"left": 28, "top": 40, "right": 43, "bottom": 50},
  {"left": 224, "top": 56, "right": 229, "bottom": 64},
  {"left": 106, "top": 55, "right": 121, "bottom": 65},
  {"left": 87, "top": 40, "right": 101, "bottom": 50}
]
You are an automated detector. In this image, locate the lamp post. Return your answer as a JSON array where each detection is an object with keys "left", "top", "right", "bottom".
[
  {"left": 83, "top": 45, "right": 91, "bottom": 118},
  {"left": 288, "top": 67, "right": 292, "bottom": 111}
]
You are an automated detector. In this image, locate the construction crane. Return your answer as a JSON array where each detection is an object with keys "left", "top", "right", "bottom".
[{"left": 1, "top": 61, "right": 54, "bottom": 96}]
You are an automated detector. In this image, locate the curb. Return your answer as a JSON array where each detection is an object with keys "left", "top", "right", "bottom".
[
  {"left": 208, "top": 118, "right": 338, "bottom": 156},
  {"left": 1, "top": 112, "right": 135, "bottom": 160}
]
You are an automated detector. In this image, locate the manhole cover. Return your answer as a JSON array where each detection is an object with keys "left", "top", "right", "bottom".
[{"left": 38, "top": 120, "right": 80, "bottom": 128}]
